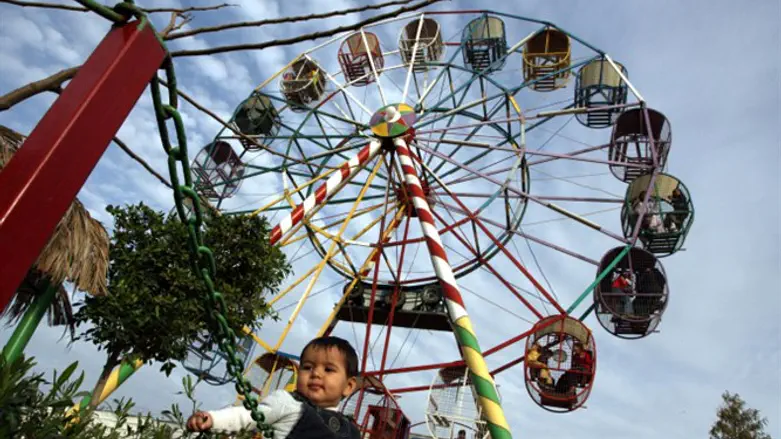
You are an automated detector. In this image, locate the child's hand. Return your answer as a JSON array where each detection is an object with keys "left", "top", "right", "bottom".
[{"left": 186, "top": 411, "right": 213, "bottom": 431}]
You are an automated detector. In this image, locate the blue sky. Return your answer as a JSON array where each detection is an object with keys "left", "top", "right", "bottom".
[{"left": 1, "top": 0, "right": 779, "bottom": 438}]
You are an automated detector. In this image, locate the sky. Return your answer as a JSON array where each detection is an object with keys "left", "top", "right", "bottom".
[{"left": 1, "top": 0, "right": 780, "bottom": 438}]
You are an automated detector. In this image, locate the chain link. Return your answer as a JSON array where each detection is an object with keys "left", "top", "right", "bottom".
[{"left": 76, "top": 2, "right": 275, "bottom": 437}]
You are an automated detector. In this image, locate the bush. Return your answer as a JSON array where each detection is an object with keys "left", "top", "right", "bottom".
[{"left": 0, "top": 355, "right": 258, "bottom": 438}]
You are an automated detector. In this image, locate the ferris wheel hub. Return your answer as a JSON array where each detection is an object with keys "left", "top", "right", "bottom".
[{"left": 369, "top": 103, "right": 416, "bottom": 140}]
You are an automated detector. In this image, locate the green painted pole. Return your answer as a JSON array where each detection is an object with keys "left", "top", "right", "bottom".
[
  {"left": 2, "top": 280, "right": 59, "bottom": 363},
  {"left": 567, "top": 244, "right": 632, "bottom": 314}
]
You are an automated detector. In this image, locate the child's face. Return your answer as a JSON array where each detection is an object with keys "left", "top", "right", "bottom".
[{"left": 297, "top": 346, "right": 357, "bottom": 408}]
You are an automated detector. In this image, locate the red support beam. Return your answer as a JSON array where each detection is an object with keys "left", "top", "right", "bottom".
[
  {"left": 367, "top": 318, "right": 560, "bottom": 377},
  {"left": 0, "top": 21, "right": 166, "bottom": 312},
  {"left": 389, "top": 353, "right": 528, "bottom": 395}
]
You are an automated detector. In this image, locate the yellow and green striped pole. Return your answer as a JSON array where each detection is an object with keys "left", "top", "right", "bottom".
[{"left": 70, "top": 356, "right": 144, "bottom": 416}]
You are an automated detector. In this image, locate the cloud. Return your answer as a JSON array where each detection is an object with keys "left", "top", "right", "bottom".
[{"left": 1, "top": 0, "right": 778, "bottom": 438}]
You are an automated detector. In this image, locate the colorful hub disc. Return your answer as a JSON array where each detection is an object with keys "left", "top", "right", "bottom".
[{"left": 369, "top": 103, "right": 416, "bottom": 138}]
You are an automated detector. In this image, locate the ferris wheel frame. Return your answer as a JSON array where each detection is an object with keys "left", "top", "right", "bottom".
[{"left": 183, "top": 7, "right": 694, "bottom": 426}]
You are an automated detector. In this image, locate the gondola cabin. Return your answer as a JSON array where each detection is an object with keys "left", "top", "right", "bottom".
[
  {"left": 280, "top": 57, "right": 328, "bottom": 112},
  {"left": 341, "top": 375, "right": 410, "bottom": 439},
  {"left": 192, "top": 140, "right": 246, "bottom": 200},
  {"left": 524, "top": 315, "right": 596, "bottom": 413},
  {"left": 621, "top": 173, "right": 694, "bottom": 256},
  {"left": 609, "top": 108, "right": 671, "bottom": 182},
  {"left": 339, "top": 32, "right": 384, "bottom": 86},
  {"left": 574, "top": 59, "right": 628, "bottom": 128},
  {"left": 522, "top": 28, "right": 571, "bottom": 91},
  {"left": 398, "top": 17, "right": 444, "bottom": 72},
  {"left": 244, "top": 352, "right": 298, "bottom": 396},
  {"left": 462, "top": 15, "right": 508, "bottom": 73},
  {"left": 232, "top": 93, "right": 280, "bottom": 151},
  {"left": 426, "top": 365, "right": 489, "bottom": 438},
  {"left": 594, "top": 247, "right": 669, "bottom": 339}
]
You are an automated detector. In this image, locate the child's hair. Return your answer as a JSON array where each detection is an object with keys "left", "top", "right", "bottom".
[{"left": 300, "top": 336, "right": 359, "bottom": 377}]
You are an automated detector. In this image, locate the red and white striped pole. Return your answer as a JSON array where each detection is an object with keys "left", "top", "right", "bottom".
[
  {"left": 269, "top": 140, "right": 382, "bottom": 246},
  {"left": 393, "top": 137, "right": 511, "bottom": 439}
]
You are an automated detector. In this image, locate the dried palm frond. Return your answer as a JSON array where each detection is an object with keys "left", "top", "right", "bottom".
[
  {"left": 35, "top": 197, "right": 109, "bottom": 296},
  {"left": 1, "top": 124, "right": 109, "bottom": 327}
]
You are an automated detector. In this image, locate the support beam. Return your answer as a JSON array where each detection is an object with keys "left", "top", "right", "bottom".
[
  {"left": 395, "top": 138, "right": 512, "bottom": 439},
  {"left": 0, "top": 21, "right": 165, "bottom": 312}
]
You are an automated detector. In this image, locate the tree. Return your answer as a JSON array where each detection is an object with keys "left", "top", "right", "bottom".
[
  {"left": 73, "top": 203, "right": 291, "bottom": 408},
  {"left": 710, "top": 391, "right": 772, "bottom": 439}
]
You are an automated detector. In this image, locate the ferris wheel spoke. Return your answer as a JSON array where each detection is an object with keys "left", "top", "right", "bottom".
[
  {"left": 354, "top": 29, "right": 387, "bottom": 107},
  {"left": 421, "top": 142, "right": 629, "bottom": 243},
  {"left": 269, "top": 141, "right": 382, "bottom": 246},
  {"left": 529, "top": 168, "right": 623, "bottom": 199},
  {"left": 312, "top": 112, "right": 337, "bottom": 151},
  {"left": 420, "top": 73, "right": 476, "bottom": 170},
  {"left": 421, "top": 137, "right": 642, "bottom": 181},
  {"left": 416, "top": 47, "right": 463, "bottom": 107},
  {"left": 358, "top": 155, "right": 402, "bottom": 376},
  {"left": 273, "top": 157, "right": 385, "bottom": 351},
  {"left": 435, "top": 144, "right": 607, "bottom": 198},
  {"left": 414, "top": 155, "right": 566, "bottom": 315},
  {"left": 316, "top": 208, "right": 407, "bottom": 342},
  {"left": 275, "top": 119, "right": 354, "bottom": 170},
  {"left": 315, "top": 66, "right": 373, "bottom": 118},
  {"left": 401, "top": 14, "right": 427, "bottom": 104},
  {"left": 377, "top": 213, "right": 415, "bottom": 378},
  {"left": 427, "top": 201, "right": 546, "bottom": 319},
  {"left": 284, "top": 201, "right": 388, "bottom": 248},
  {"left": 416, "top": 26, "right": 542, "bottom": 131},
  {"left": 527, "top": 143, "right": 610, "bottom": 166},
  {"left": 424, "top": 97, "right": 519, "bottom": 178}
]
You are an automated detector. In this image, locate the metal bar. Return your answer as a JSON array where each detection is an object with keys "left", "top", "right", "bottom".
[
  {"left": 415, "top": 143, "right": 629, "bottom": 243},
  {"left": 416, "top": 137, "right": 649, "bottom": 169},
  {"left": 431, "top": 191, "right": 623, "bottom": 204},
  {"left": 269, "top": 141, "right": 381, "bottom": 245},
  {"left": 379, "top": 200, "right": 412, "bottom": 380},
  {"left": 435, "top": 200, "right": 599, "bottom": 266},
  {"left": 272, "top": 158, "right": 384, "bottom": 351},
  {"left": 566, "top": 244, "right": 632, "bottom": 313},
  {"left": 427, "top": 207, "right": 545, "bottom": 319},
  {"left": 315, "top": 209, "right": 405, "bottom": 338},
  {"left": 489, "top": 355, "right": 525, "bottom": 376},
  {"left": 414, "top": 102, "right": 639, "bottom": 135},
  {"left": 0, "top": 21, "right": 165, "bottom": 312},
  {"left": 416, "top": 157, "right": 567, "bottom": 315}
]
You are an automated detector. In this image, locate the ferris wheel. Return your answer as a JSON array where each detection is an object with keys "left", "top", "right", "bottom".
[{"left": 187, "top": 8, "right": 694, "bottom": 436}]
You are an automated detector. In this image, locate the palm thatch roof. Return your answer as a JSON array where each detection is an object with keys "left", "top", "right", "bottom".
[{"left": 1, "top": 125, "right": 109, "bottom": 328}]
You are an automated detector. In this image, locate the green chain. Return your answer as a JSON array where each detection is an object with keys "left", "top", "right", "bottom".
[{"left": 75, "top": 2, "right": 275, "bottom": 437}]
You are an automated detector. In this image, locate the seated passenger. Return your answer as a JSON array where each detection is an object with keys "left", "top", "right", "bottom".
[
  {"left": 527, "top": 343, "right": 554, "bottom": 387},
  {"left": 634, "top": 267, "right": 665, "bottom": 316},
  {"left": 664, "top": 188, "right": 687, "bottom": 231},
  {"left": 554, "top": 342, "right": 593, "bottom": 394}
]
